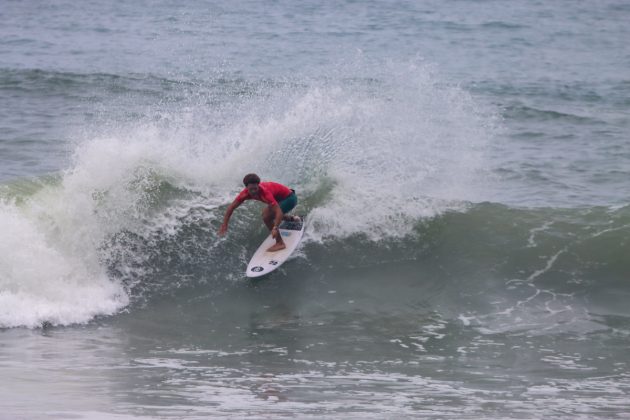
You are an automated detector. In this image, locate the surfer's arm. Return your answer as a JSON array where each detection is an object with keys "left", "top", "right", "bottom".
[{"left": 218, "top": 200, "right": 241, "bottom": 236}]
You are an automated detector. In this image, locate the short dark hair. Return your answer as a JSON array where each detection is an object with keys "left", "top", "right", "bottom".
[{"left": 243, "top": 173, "right": 261, "bottom": 186}]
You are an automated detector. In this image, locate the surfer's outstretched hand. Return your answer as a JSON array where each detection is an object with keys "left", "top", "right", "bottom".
[{"left": 218, "top": 224, "right": 228, "bottom": 236}]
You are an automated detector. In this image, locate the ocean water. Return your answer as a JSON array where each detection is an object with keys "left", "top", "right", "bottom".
[{"left": 1, "top": 0, "right": 630, "bottom": 418}]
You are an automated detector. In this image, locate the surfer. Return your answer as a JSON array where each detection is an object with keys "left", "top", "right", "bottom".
[{"left": 218, "top": 173, "right": 298, "bottom": 252}]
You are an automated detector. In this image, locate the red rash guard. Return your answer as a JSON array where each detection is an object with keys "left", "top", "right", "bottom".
[{"left": 235, "top": 182, "right": 292, "bottom": 207}]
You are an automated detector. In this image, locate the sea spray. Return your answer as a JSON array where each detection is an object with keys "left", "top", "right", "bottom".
[{"left": 0, "top": 59, "right": 499, "bottom": 327}]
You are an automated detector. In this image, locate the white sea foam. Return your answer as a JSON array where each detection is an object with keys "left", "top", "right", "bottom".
[
  {"left": 81, "top": 60, "right": 496, "bottom": 241},
  {"left": 0, "top": 202, "right": 128, "bottom": 328},
  {"left": 297, "top": 64, "right": 497, "bottom": 240},
  {"left": 74, "top": 61, "right": 496, "bottom": 243},
  {"left": 0, "top": 127, "right": 195, "bottom": 328}
]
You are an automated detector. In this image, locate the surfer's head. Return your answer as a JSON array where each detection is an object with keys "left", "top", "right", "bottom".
[{"left": 243, "top": 173, "right": 261, "bottom": 196}]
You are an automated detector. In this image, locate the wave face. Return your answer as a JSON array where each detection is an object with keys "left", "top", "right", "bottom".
[
  {"left": 0, "top": 60, "right": 502, "bottom": 327},
  {"left": 1, "top": 59, "right": 628, "bottom": 336}
]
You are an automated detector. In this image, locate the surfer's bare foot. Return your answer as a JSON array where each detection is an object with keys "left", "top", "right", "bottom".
[
  {"left": 283, "top": 215, "right": 300, "bottom": 222},
  {"left": 267, "top": 242, "right": 286, "bottom": 252}
]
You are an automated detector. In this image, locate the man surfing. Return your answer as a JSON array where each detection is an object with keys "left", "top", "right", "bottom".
[{"left": 218, "top": 173, "right": 298, "bottom": 252}]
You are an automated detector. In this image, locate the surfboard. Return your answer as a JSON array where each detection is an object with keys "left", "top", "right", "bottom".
[{"left": 246, "top": 216, "right": 305, "bottom": 278}]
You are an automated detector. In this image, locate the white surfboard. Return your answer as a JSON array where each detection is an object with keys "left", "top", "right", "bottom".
[{"left": 246, "top": 216, "right": 305, "bottom": 278}]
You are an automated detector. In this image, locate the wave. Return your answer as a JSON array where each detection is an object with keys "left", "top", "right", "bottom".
[
  {"left": 98, "top": 199, "right": 630, "bottom": 339},
  {"left": 0, "top": 198, "right": 128, "bottom": 329},
  {"left": 503, "top": 103, "right": 604, "bottom": 124},
  {"left": 3, "top": 59, "right": 627, "bottom": 330},
  {"left": 3, "top": 165, "right": 628, "bottom": 330},
  {"left": 467, "top": 80, "right": 626, "bottom": 108},
  {"left": 0, "top": 67, "right": 298, "bottom": 106},
  {"left": 480, "top": 21, "right": 527, "bottom": 30},
  {"left": 0, "top": 67, "right": 178, "bottom": 96}
]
